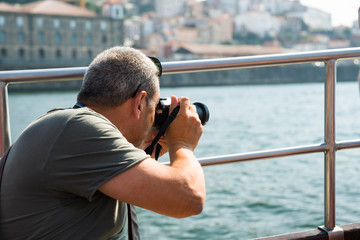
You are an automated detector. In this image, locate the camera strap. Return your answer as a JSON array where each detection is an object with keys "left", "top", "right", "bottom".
[
  {"left": 0, "top": 145, "right": 13, "bottom": 191},
  {"left": 145, "top": 106, "right": 180, "bottom": 160}
]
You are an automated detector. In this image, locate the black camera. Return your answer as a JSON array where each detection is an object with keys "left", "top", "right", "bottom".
[{"left": 153, "top": 98, "right": 209, "bottom": 130}]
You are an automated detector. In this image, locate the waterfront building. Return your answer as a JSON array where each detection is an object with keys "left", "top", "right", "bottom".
[
  {"left": 154, "top": 0, "right": 185, "bottom": 18},
  {"left": 234, "top": 10, "right": 282, "bottom": 38},
  {"left": 287, "top": 7, "right": 332, "bottom": 31},
  {"left": 0, "top": 0, "right": 124, "bottom": 70}
]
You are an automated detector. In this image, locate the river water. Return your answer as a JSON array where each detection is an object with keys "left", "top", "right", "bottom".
[{"left": 7, "top": 82, "right": 360, "bottom": 239}]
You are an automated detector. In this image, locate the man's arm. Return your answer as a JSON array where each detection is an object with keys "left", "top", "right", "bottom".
[{"left": 98, "top": 97, "right": 206, "bottom": 218}]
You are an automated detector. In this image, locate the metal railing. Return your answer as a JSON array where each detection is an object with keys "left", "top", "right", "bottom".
[{"left": 2, "top": 47, "right": 360, "bottom": 239}]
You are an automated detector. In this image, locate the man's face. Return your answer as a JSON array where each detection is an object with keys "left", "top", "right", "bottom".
[
  {"left": 136, "top": 90, "right": 160, "bottom": 147},
  {"left": 146, "top": 90, "right": 160, "bottom": 130}
]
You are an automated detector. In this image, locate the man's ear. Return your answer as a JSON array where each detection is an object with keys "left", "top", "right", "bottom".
[{"left": 134, "top": 91, "right": 147, "bottom": 120}]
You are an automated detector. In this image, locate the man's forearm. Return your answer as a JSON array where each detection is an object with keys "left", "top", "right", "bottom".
[{"left": 168, "top": 146, "right": 206, "bottom": 217}]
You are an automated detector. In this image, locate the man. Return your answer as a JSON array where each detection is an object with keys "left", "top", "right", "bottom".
[{"left": 0, "top": 47, "right": 206, "bottom": 239}]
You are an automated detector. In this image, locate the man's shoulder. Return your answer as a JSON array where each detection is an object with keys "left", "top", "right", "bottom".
[
  {"left": 42, "top": 107, "right": 108, "bottom": 124},
  {"left": 49, "top": 108, "right": 120, "bottom": 137},
  {"left": 25, "top": 108, "right": 113, "bottom": 138}
]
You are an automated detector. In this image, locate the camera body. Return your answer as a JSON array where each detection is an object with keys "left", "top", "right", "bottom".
[{"left": 153, "top": 98, "right": 209, "bottom": 130}]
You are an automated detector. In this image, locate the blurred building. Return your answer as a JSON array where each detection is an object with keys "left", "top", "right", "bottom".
[
  {"left": 0, "top": 0, "right": 124, "bottom": 70},
  {"left": 155, "top": 0, "right": 185, "bottom": 18},
  {"left": 287, "top": 7, "right": 332, "bottom": 31},
  {"left": 234, "top": 10, "right": 281, "bottom": 38}
]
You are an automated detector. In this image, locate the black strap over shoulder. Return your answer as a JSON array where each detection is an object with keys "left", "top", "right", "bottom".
[
  {"left": 73, "top": 102, "right": 85, "bottom": 109},
  {"left": 0, "top": 146, "right": 12, "bottom": 190},
  {"left": 127, "top": 204, "right": 140, "bottom": 240}
]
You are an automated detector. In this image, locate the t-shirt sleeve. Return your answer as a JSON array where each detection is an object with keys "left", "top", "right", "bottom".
[{"left": 44, "top": 110, "right": 149, "bottom": 201}]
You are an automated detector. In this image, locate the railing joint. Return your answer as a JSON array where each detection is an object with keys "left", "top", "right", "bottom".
[{"left": 318, "top": 225, "right": 344, "bottom": 240}]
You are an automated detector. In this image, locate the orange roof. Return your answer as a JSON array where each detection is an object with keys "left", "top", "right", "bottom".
[
  {"left": 103, "top": 0, "right": 124, "bottom": 5},
  {"left": 0, "top": 2, "right": 20, "bottom": 12},
  {"left": 176, "top": 42, "right": 286, "bottom": 57},
  {"left": 16, "top": 0, "right": 97, "bottom": 17}
]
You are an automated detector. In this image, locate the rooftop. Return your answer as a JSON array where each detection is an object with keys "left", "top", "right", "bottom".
[
  {"left": 0, "top": 0, "right": 97, "bottom": 17},
  {"left": 103, "top": 0, "right": 124, "bottom": 5},
  {"left": 175, "top": 42, "right": 286, "bottom": 57},
  {"left": 0, "top": 2, "right": 20, "bottom": 12}
]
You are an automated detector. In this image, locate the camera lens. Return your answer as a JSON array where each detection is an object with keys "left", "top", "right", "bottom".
[{"left": 194, "top": 102, "right": 209, "bottom": 126}]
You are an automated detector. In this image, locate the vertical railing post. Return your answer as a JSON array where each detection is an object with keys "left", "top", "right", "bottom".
[
  {"left": 324, "top": 59, "right": 337, "bottom": 230},
  {"left": 319, "top": 59, "right": 344, "bottom": 239},
  {"left": 0, "top": 82, "right": 11, "bottom": 157}
]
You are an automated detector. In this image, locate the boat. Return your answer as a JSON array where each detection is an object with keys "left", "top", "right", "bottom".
[{"left": 1, "top": 48, "right": 360, "bottom": 240}]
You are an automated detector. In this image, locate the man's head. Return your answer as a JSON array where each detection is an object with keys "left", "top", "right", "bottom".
[
  {"left": 77, "top": 46, "right": 160, "bottom": 107},
  {"left": 77, "top": 46, "right": 161, "bottom": 147}
]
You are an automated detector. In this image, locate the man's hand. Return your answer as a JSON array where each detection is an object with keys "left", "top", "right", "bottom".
[
  {"left": 139, "top": 130, "right": 169, "bottom": 158},
  {"left": 139, "top": 95, "right": 203, "bottom": 159},
  {"left": 166, "top": 96, "right": 203, "bottom": 154}
]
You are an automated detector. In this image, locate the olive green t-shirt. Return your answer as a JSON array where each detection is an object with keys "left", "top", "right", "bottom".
[{"left": 0, "top": 108, "right": 148, "bottom": 240}]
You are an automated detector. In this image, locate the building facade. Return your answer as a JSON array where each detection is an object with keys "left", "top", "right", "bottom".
[
  {"left": 155, "top": 0, "right": 185, "bottom": 18},
  {"left": 0, "top": 1, "right": 124, "bottom": 70},
  {"left": 234, "top": 10, "right": 281, "bottom": 38}
]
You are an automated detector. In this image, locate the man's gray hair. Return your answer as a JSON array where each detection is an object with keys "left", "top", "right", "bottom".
[{"left": 77, "top": 46, "right": 160, "bottom": 107}]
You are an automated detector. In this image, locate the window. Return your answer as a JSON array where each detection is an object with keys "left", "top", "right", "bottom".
[
  {"left": 0, "top": 31, "right": 6, "bottom": 42},
  {"left": 85, "top": 21, "right": 91, "bottom": 30},
  {"left": 18, "top": 48, "right": 25, "bottom": 58},
  {"left": 72, "top": 49, "right": 77, "bottom": 59},
  {"left": 71, "top": 33, "right": 77, "bottom": 44},
  {"left": 87, "top": 49, "right": 92, "bottom": 58},
  {"left": 86, "top": 34, "right": 92, "bottom": 44},
  {"left": 102, "top": 35, "right": 107, "bottom": 43},
  {"left": 18, "top": 32, "right": 25, "bottom": 42},
  {"left": 53, "top": 19, "right": 60, "bottom": 28},
  {"left": 0, "top": 16, "right": 5, "bottom": 26},
  {"left": 1, "top": 48, "right": 7, "bottom": 57},
  {"left": 70, "top": 20, "right": 76, "bottom": 29},
  {"left": 37, "top": 18, "right": 44, "bottom": 28},
  {"left": 38, "top": 32, "right": 45, "bottom": 44},
  {"left": 55, "top": 33, "right": 61, "bottom": 44},
  {"left": 39, "top": 48, "right": 45, "bottom": 59},
  {"left": 16, "top": 16, "right": 24, "bottom": 27},
  {"left": 100, "top": 21, "right": 107, "bottom": 31},
  {"left": 56, "top": 49, "right": 61, "bottom": 58}
]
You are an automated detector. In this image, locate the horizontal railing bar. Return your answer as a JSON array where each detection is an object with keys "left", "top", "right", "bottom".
[
  {"left": 164, "top": 47, "right": 360, "bottom": 74},
  {"left": 1, "top": 48, "right": 360, "bottom": 84},
  {"left": 193, "top": 143, "right": 329, "bottom": 167},
  {"left": 0, "top": 67, "right": 87, "bottom": 84},
  {"left": 163, "top": 138, "right": 360, "bottom": 167},
  {"left": 193, "top": 139, "right": 360, "bottom": 167},
  {"left": 336, "top": 139, "right": 360, "bottom": 151}
]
